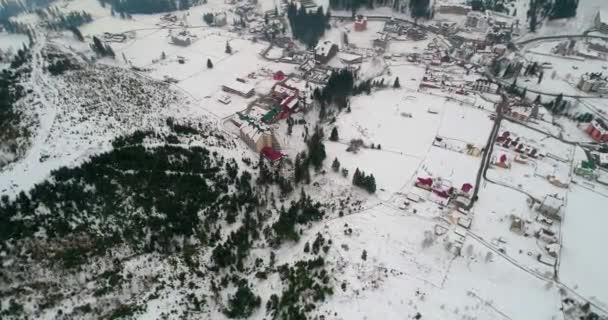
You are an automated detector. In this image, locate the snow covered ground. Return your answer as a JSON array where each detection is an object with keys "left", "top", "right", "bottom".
[
  {"left": 560, "top": 184, "right": 608, "bottom": 307},
  {"left": 3, "top": 0, "right": 608, "bottom": 318}
]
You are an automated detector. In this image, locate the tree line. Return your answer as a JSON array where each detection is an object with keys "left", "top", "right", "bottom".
[
  {"left": 287, "top": 4, "right": 330, "bottom": 48},
  {"left": 99, "top": 0, "right": 198, "bottom": 15}
]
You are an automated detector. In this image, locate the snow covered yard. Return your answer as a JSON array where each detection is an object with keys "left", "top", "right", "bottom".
[{"left": 560, "top": 184, "right": 608, "bottom": 307}]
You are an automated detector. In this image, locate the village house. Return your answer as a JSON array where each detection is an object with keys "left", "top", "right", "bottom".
[
  {"left": 577, "top": 73, "right": 608, "bottom": 93},
  {"left": 239, "top": 122, "right": 279, "bottom": 153},
  {"left": 587, "top": 39, "right": 608, "bottom": 53},
  {"left": 538, "top": 195, "right": 564, "bottom": 221},
  {"left": 314, "top": 40, "right": 338, "bottom": 64},
  {"left": 354, "top": 15, "right": 367, "bottom": 31},
  {"left": 338, "top": 52, "right": 363, "bottom": 65},
  {"left": 505, "top": 105, "right": 532, "bottom": 122},
  {"left": 585, "top": 119, "right": 608, "bottom": 142},
  {"left": 222, "top": 79, "right": 255, "bottom": 98},
  {"left": 171, "top": 30, "right": 193, "bottom": 46},
  {"left": 465, "top": 11, "right": 486, "bottom": 30},
  {"left": 373, "top": 33, "right": 390, "bottom": 50}
]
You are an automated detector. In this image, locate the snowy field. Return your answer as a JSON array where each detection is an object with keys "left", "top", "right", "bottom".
[
  {"left": 560, "top": 184, "right": 608, "bottom": 307},
  {"left": 312, "top": 204, "right": 562, "bottom": 320},
  {"left": 0, "top": 32, "right": 28, "bottom": 52}
]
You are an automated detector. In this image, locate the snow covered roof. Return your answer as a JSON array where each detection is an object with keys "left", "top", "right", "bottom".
[
  {"left": 315, "top": 40, "right": 335, "bottom": 57},
  {"left": 541, "top": 195, "right": 563, "bottom": 210},
  {"left": 598, "top": 153, "right": 608, "bottom": 165},
  {"left": 224, "top": 79, "right": 255, "bottom": 95}
]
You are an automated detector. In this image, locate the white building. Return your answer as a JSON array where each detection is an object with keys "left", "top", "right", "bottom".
[
  {"left": 538, "top": 195, "right": 564, "bottom": 221},
  {"left": 222, "top": 79, "right": 255, "bottom": 98}
]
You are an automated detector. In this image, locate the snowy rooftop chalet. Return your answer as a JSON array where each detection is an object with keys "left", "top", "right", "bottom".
[{"left": 222, "top": 80, "right": 255, "bottom": 98}]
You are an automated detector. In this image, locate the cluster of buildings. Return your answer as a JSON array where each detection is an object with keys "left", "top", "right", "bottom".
[
  {"left": 223, "top": 71, "right": 312, "bottom": 161},
  {"left": 577, "top": 73, "right": 608, "bottom": 93},
  {"left": 383, "top": 20, "right": 428, "bottom": 41},
  {"left": 414, "top": 176, "right": 475, "bottom": 209}
]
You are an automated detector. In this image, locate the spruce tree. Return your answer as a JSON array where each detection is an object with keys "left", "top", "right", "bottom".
[
  {"left": 329, "top": 127, "right": 339, "bottom": 141},
  {"left": 331, "top": 157, "right": 340, "bottom": 172},
  {"left": 225, "top": 42, "right": 232, "bottom": 54},
  {"left": 393, "top": 77, "right": 400, "bottom": 88},
  {"left": 207, "top": 58, "right": 213, "bottom": 69}
]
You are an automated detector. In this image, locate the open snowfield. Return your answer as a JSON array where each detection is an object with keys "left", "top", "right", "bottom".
[
  {"left": 4, "top": 0, "right": 608, "bottom": 318},
  {"left": 472, "top": 182, "right": 555, "bottom": 274},
  {"left": 311, "top": 204, "right": 562, "bottom": 320},
  {"left": 561, "top": 184, "right": 608, "bottom": 307},
  {"left": 0, "top": 32, "right": 28, "bottom": 51}
]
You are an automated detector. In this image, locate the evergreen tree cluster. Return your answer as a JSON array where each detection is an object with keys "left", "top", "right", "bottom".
[
  {"left": 314, "top": 68, "right": 355, "bottom": 106},
  {"left": 42, "top": 10, "right": 93, "bottom": 30},
  {"left": 0, "top": 0, "right": 54, "bottom": 32},
  {"left": 224, "top": 281, "right": 261, "bottom": 318},
  {"left": 100, "top": 0, "right": 196, "bottom": 15},
  {"left": 267, "top": 256, "right": 333, "bottom": 319},
  {"left": 1, "top": 47, "right": 31, "bottom": 167},
  {"left": 352, "top": 168, "right": 376, "bottom": 193},
  {"left": 470, "top": 0, "right": 510, "bottom": 14},
  {"left": 306, "top": 126, "right": 326, "bottom": 171},
  {"left": 409, "top": 0, "right": 431, "bottom": 19},
  {"left": 271, "top": 189, "right": 325, "bottom": 245},
  {"left": 542, "top": 93, "right": 569, "bottom": 115},
  {"left": 91, "top": 36, "right": 116, "bottom": 58},
  {"left": 287, "top": 4, "right": 330, "bottom": 48},
  {"left": 0, "top": 132, "right": 262, "bottom": 268},
  {"left": 549, "top": 0, "right": 578, "bottom": 20}
]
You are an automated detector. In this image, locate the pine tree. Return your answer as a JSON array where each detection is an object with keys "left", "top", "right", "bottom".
[
  {"left": 393, "top": 77, "right": 400, "bottom": 88},
  {"left": 331, "top": 157, "right": 340, "bottom": 172},
  {"left": 161, "top": 51, "right": 166, "bottom": 59},
  {"left": 329, "top": 127, "right": 339, "bottom": 141},
  {"left": 225, "top": 42, "right": 232, "bottom": 54},
  {"left": 207, "top": 58, "right": 213, "bottom": 68}
]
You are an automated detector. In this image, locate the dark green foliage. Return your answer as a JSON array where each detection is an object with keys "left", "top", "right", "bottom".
[
  {"left": 287, "top": 4, "right": 330, "bottom": 47},
  {"left": 44, "top": 10, "right": 93, "bottom": 30},
  {"left": 317, "top": 69, "right": 355, "bottom": 104},
  {"left": 108, "top": 303, "right": 145, "bottom": 319},
  {"left": 271, "top": 190, "right": 324, "bottom": 245},
  {"left": 331, "top": 157, "right": 340, "bottom": 172},
  {"left": 224, "top": 281, "right": 261, "bottom": 318},
  {"left": 0, "top": 132, "right": 261, "bottom": 268},
  {"left": 329, "top": 127, "right": 339, "bottom": 141},
  {"left": 271, "top": 257, "right": 333, "bottom": 319},
  {"left": 203, "top": 12, "right": 214, "bottom": 25},
  {"left": 352, "top": 168, "right": 376, "bottom": 193},
  {"left": 549, "top": 0, "right": 578, "bottom": 19},
  {"left": 409, "top": 0, "right": 431, "bottom": 19},
  {"left": 225, "top": 42, "right": 232, "bottom": 54},
  {"left": 307, "top": 126, "right": 326, "bottom": 171},
  {"left": 100, "top": 0, "right": 193, "bottom": 14},
  {"left": 91, "top": 36, "right": 115, "bottom": 57},
  {"left": 1, "top": 49, "right": 31, "bottom": 167},
  {"left": 47, "top": 57, "right": 77, "bottom": 75}
]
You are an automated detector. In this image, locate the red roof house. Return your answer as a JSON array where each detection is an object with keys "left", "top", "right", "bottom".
[
  {"left": 461, "top": 183, "right": 473, "bottom": 194},
  {"left": 415, "top": 177, "right": 434, "bottom": 190},
  {"left": 273, "top": 71, "right": 286, "bottom": 81},
  {"left": 261, "top": 146, "right": 283, "bottom": 161}
]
